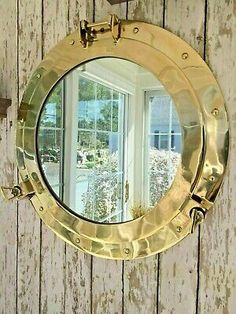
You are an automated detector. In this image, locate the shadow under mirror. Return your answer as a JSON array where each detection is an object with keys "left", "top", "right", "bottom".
[{"left": 37, "top": 58, "right": 182, "bottom": 223}]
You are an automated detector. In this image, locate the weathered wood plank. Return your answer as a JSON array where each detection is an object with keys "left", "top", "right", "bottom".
[
  {"left": 124, "top": 257, "right": 158, "bottom": 314},
  {"left": 40, "top": 3, "right": 69, "bottom": 314},
  {"left": 0, "top": 1, "right": 17, "bottom": 313},
  {"left": 123, "top": 2, "right": 163, "bottom": 314},
  {"left": 128, "top": 0, "right": 164, "bottom": 25},
  {"left": 90, "top": 2, "right": 126, "bottom": 314},
  {"left": 17, "top": 0, "right": 42, "bottom": 312},
  {"left": 65, "top": 2, "right": 94, "bottom": 313},
  {"left": 92, "top": 259, "right": 123, "bottom": 314},
  {"left": 199, "top": 1, "right": 236, "bottom": 312},
  {"left": 157, "top": 1, "right": 205, "bottom": 313},
  {"left": 68, "top": 0, "right": 93, "bottom": 33},
  {"left": 94, "top": 0, "right": 127, "bottom": 22}
]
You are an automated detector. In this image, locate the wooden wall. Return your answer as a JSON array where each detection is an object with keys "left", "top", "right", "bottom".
[{"left": 0, "top": 0, "right": 235, "bottom": 313}]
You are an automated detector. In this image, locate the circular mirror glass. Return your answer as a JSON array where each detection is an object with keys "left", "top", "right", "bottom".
[{"left": 37, "top": 58, "right": 182, "bottom": 223}]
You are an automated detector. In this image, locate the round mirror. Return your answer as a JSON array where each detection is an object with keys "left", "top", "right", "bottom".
[{"left": 37, "top": 58, "right": 182, "bottom": 223}]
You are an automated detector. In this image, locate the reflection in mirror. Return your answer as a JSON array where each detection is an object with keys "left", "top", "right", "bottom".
[{"left": 37, "top": 58, "right": 182, "bottom": 223}]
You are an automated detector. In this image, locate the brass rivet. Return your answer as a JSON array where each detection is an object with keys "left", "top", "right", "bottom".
[
  {"left": 75, "top": 238, "right": 80, "bottom": 244},
  {"left": 69, "top": 39, "right": 75, "bottom": 45},
  {"left": 133, "top": 27, "right": 139, "bottom": 34},
  {"left": 39, "top": 206, "right": 44, "bottom": 211},
  {"left": 209, "top": 175, "right": 216, "bottom": 182},
  {"left": 182, "top": 52, "right": 189, "bottom": 60},
  {"left": 176, "top": 226, "right": 182, "bottom": 233},
  {"left": 36, "top": 73, "right": 41, "bottom": 79},
  {"left": 124, "top": 248, "right": 130, "bottom": 254},
  {"left": 211, "top": 108, "right": 219, "bottom": 116}
]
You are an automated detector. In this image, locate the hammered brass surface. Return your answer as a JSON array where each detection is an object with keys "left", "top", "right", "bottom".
[{"left": 15, "top": 18, "right": 229, "bottom": 260}]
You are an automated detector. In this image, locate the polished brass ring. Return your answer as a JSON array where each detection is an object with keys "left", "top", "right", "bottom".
[{"left": 16, "top": 18, "right": 229, "bottom": 260}]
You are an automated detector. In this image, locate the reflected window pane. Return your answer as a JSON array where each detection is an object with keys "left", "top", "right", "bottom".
[
  {"left": 96, "top": 100, "right": 112, "bottom": 131},
  {"left": 79, "top": 77, "right": 95, "bottom": 101},
  {"left": 78, "top": 100, "right": 96, "bottom": 129},
  {"left": 147, "top": 93, "right": 182, "bottom": 206},
  {"left": 38, "top": 81, "right": 64, "bottom": 199}
]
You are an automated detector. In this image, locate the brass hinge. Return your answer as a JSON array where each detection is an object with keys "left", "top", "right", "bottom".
[
  {"left": 1, "top": 179, "right": 35, "bottom": 201},
  {"left": 79, "top": 14, "right": 121, "bottom": 48}
]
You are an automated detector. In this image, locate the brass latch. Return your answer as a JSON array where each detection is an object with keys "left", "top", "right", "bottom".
[
  {"left": 189, "top": 194, "right": 213, "bottom": 233},
  {"left": 190, "top": 207, "right": 206, "bottom": 233},
  {"left": 1, "top": 179, "right": 35, "bottom": 201},
  {"left": 79, "top": 14, "right": 121, "bottom": 48}
]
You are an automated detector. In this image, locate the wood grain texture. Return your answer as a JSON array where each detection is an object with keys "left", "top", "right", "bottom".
[
  {"left": 94, "top": 0, "right": 127, "bottom": 22},
  {"left": 68, "top": 0, "right": 93, "bottom": 33},
  {"left": 0, "top": 1, "right": 17, "bottom": 313},
  {"left": 92, "top": 259, "right": 123, "bottom": 314},
  {"left": 199, "top": 1, "right": 236, "bottom": 312},
  {"left": 157, "top": 1, "right": 206, "bottom": 313},
  {"left": 17, "top": 0, "right": 42, "bottom": 313},
  {"left": 124, "top": 257, "right": 158, "bottom": 314},
  {"left": 128, "top": 0, "right": 164, "bottom": 25}
]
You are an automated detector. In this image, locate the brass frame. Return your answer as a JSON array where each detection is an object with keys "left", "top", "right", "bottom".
[{"left": 14, "top": 17, "right": 229, "bottom": 260}]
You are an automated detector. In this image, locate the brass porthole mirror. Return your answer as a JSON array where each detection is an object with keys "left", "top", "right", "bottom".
[{"left": 1, "top": 15, "right": 229, "bottom": 260}]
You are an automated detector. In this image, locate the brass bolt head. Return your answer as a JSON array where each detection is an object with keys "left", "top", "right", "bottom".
[
  {"left": 69, "top": 39, "right": 75, "bottom": 45},
  {"left": 211, "top": 108, "right": 219, "bottom": 116},
  {"left": 36, "top": 73, "right": 41, "bottom": 79},
  {"left": 176, "top": 226, "right": 182, "bottom": 233},
  {"left": 209, "top": 175, "right": 216, "bottom": 182},
  {"left": 39, "top": 206, "right": 44, "bottom": 211},
  {"left": 75, "top": 238, "right": 80, "bottom": 244},
  {"left": 182, "top": 52, "right": 189, "bottom": 60},
  {"left": 124, "top": 248, "right": 130, "bottom": 254},
  {"left": 133, "top": 27, "right": 139, "bottom": 34}
]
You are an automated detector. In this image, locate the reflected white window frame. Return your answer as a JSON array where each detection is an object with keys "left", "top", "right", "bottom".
[
  {"left": 144, "top": 90, "right": 182, "bottom": 206},
  {"left": 39, "top": 82, "right": 65, "bottom": 198},
  {"left": 62, "top": 64, "right": 132, "bottom": 222}
]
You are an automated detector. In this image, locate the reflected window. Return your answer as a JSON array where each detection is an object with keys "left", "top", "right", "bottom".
[
  {"left": 38, "top": 58, "right": 182, "bottom": 223},
  {"left": 146, "top": 92, "right": 181, "bottom": 206},
  {"left": 38, "top": 83, "right": 64, "bottom": 197},
  {"left": 76, "top": 77, "right": 125, "bottom": 222}
]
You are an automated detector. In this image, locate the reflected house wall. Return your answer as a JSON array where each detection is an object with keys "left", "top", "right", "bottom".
[{"left": 0, "top": 1, "right": 235, "bottom": 314}]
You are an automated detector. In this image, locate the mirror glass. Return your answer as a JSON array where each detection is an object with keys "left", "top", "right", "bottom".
[{"left": 37, "top": 58, "right": 182, "bottom": 223}]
